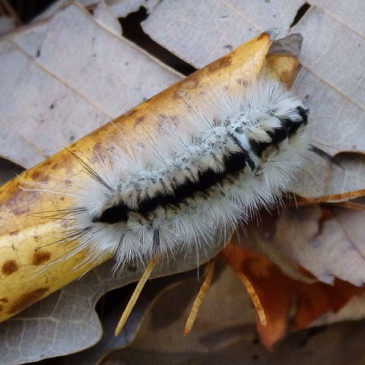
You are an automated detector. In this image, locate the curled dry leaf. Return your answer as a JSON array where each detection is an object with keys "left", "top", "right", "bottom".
[
  {"left": 222, "top": 243, "right": 365, "bottom": 349},
  {"left": 271, "top": 206, "right": 365, "bottom": 286},
  {"left": 291, "top": 6, "right": 365, "bottom": 198},
  {"left": 0, "top": 31, "right": 273, "bottom": 323},
  {"left": 221, "top": 199, "right": 365, "bottom": 348}
]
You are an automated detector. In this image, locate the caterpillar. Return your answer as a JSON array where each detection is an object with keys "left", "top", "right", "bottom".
[{"left": 52, "top": 77, "right": 309, "bottom": 272}]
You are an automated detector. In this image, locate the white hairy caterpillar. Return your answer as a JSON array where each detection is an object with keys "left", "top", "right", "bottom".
[{"left": 53, "top": 78, "right": 309, "bottom": 272}]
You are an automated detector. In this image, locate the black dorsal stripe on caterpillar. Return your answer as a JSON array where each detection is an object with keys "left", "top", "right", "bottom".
[{"left": 53, "top": 78, "right": 309, "bottom": 271}]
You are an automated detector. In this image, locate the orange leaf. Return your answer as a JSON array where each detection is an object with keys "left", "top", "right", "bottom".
[{"left": 222, "top": 243, "right": 365, "bottom": 349}]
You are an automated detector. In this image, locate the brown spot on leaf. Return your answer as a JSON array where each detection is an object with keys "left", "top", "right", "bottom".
[
  {"left": 2, "top": 260, "right": 19, "bottom": 275},
  {"left": 135, "top": 116, "right": 145, "bottom": 126},
  {"left": 2, "top": 187, "right": 38, "bottom": 212},
  {"left": 30, "top": 171, "right": 50, "bottom": 183},
  {"left": 8, "top": 288, "right": 49, "bottom": 315},
  {"left": 179, "top": 77, "right": 200, "bottom": 91},
  {"left": 124, "top": 109, "right": 137, "bottom": 118},
  {"left": 41, "top": 160, "right": 58, "bottom": 171},
  {"left": 32, "top": 250, "right": 51, "bottom": 265},
  {"left": 237, "top": 78, "right": 249, "bottom": 86},
  {"left": 206, "top": 56, "right": 232, "bottom": 73},
  {"left": 93, "top": 142, "right": 103, "bottom": 155},
  {"left": 43, "top": 159, "right": 53, "bottom": 166},
  {"left": 2, "top": 180, "right": 41, "bottom": 210},
  {"left": 0, "top": 297, "right": 9, "bottom": 303},
  {"left": 10, "top": 230, "right": 19, "bottom": 236}
]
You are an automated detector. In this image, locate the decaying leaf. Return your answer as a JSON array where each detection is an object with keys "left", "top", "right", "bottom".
[
  {"left": 141, "top": 0, "right": 304, "bottom": 68},
  {"left": 233, "top": 205, "right": 365, "bottom": 286},
  {"left": 222, "top": 243, "right": 365, "bottom": 349},
  {"left": 0, "top": 2, "right": 180, "bottom": 168},
  {"left": 220, "top": 197, "right": 365, "bottom": 347}
]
